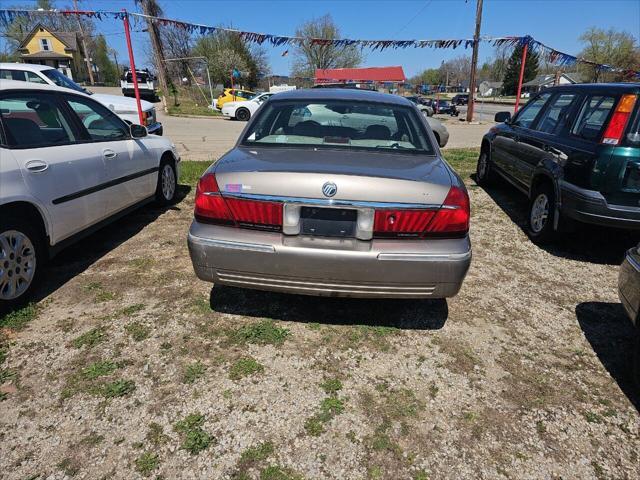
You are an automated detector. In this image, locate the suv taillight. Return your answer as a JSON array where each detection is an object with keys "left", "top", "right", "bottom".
[
  {"left": 602, "top": 94, "right": 637, "bottom": 145},
  {"left": 373, "top": 186, "right": 470, "bottom": 238},
  {"left": 194, "top": 173, "right": 283, "bottom": 231}
]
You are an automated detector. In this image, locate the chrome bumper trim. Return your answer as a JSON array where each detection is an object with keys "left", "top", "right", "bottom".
[
  {"left": 377, "top": 251, "right": 472, "bottom": 262},
  {"left": 222, "top": 192, "right": 442, "bottom": 210},
  {"left": 188, "top": 234, "right": 275, "bottom": 253},
  {"left": 626, "top": 251, "right": 640, "bottom": 272}
]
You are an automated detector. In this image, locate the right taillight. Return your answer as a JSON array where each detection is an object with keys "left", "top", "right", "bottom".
[
  {"left": 602, "top": 94, "right": 637, "bottom": 145},
  {"left": 424, "top": 185, "right": 470, "bottom": 237}
]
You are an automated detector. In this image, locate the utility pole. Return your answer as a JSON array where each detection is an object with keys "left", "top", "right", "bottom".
[
  {"left": 73, "top": 0, "right": 94, "bottom": 85},
  {"left": 466, "top": 0, "right": 483, "bottom": 122}
]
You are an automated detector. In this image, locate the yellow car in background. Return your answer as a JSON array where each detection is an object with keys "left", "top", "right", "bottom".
[{"left": 216, "top": 89, "right": 255, "bottom": 110}]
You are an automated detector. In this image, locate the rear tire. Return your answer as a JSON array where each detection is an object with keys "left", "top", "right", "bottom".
[
  {"left": 155, "top": 157, "right": 177, "bottom": 206},
  {"left": 527, "top": 183, "right": 557, "bottom": 243},
  {"left": 236, "top": 108, "right": 250, "bottom": 122},
  {"left": 0, "top": 215, "right": 44, "bottom": 313}
]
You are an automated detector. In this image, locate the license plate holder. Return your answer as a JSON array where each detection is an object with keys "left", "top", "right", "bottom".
[{"left": 300, "top": 207, "right": 357, "bottom": 238}]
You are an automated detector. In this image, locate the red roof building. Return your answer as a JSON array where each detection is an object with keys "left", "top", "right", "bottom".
[{"left": 314, "top": 66, "right": 406, "bottom": 84}]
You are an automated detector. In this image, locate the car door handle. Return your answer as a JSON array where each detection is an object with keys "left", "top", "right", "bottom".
[
  {"left": 25, "top": 159, "right": 48, "bottom": 173},
  {"left": 103, "top": 149, "right": 118, "bottom": 159}
]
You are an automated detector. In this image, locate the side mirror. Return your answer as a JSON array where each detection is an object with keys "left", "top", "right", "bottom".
[
  {"left": 495, "top": 111, "right": 511, "bottom": 123},
  {"left": 130, "top": 124, "right": 148, "bottom": 138}
]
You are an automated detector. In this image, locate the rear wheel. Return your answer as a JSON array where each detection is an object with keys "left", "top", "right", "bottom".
[
  {"left": 0, "top": 216, "right": 44, "bottom": 311},
  {"left": 236, "top": 108, "right": 250, "bottom": 122},
  {"left": 155, "top": 157, "right": 177, "bottom": 206},
  {"left": 527, "top": 183, "right": 557, "bottom": 243}
]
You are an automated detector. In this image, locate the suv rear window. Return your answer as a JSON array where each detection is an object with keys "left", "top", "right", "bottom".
[{"left": 571, "top": 95, "right": 616, "bottom": 141}]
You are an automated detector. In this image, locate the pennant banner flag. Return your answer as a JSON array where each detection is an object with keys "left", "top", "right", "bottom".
[{"left": 0, "top": 9, "right": 638, "bottom": 78}]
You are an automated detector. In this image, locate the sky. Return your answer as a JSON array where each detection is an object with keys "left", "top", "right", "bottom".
[{"left": 3, "top": 0, "right": 640, "bottom": 77}]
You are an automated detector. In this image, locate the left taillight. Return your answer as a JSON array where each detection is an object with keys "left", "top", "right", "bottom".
[
  {"left": 602, "top": 94, "right": 637, "bottom": 145},
  {"left": 194, "top": 173, "right": 282, "bottom": 231}
]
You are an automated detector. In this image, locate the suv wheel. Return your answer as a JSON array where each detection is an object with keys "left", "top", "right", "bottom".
[
  {"left": 236, "top": 108, "right": 250, "bottom": 122},
  {"left": 527, "top": 183, "right": 557, "bottom": 243},
  {"left": 155, "top": 158, "right": 177, "bottom": 205},
  {"left": 0, "top": 216, "right": 44, "bottom": 310},
  {"left": 476, "top": 150, "right": 494, "bottom": 186}
]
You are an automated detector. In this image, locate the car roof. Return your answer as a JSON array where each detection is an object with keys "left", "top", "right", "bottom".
[
  {"left": 545, "top": 83, "right": 640, "bottom": 93},
  {"left": 271, "top": 88, "right": 414, "bottom": 106},
  {"left": 0, "top": 78, "right": 87, "bottom": 95},
  {"left": 0, "top": 62, "right": 53, "bottom": 72}
]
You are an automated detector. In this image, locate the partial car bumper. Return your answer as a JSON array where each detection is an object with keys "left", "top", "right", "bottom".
[
  {"left": 619, "top": 247, "right": 640, "bottom": 326},
  {"left": 146, "top": 122, "right": 163, "bottom": 135},
  {"left": 221, "top": 109, "right": 234, "bottom": 118},
  {"left": 560, "top": 181, "right": 640, "bottom": 229},
  {"left": 187, "top": 221, "right": 471, "bottom": 298}
]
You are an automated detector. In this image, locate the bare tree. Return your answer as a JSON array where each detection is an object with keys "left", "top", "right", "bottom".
[
  {"left": 161, "top": 24, "right": 195, "bottom": 84},
  {"left": 135, "top": 0, "right": 169, "bottom": 94},
  {"left": 291, "top": 14, "right": 363, "bottom": 78},
  {"left": 439, "top": 56, "right": 471, "bottom": 87}
]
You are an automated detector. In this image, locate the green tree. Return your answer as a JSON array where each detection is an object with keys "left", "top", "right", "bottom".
[
  {"left": 291, "top": 14, "right": 363, "bottom": 78},
  {"left": 410, "top": 68, "right": 442, "bottom": 86},
  {"left": 503, "top": 44, "right": 539, "bottom": 96},
  {"left": 578, "top": 27, "right": 640, "bottom": 82},
  {"left": 93, "top": 35, "right": 117, "bottom": 85},
  {"left": 194, "top": 30, "right": 266, "bottom": 89}
]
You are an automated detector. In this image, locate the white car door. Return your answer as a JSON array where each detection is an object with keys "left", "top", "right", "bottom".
[
  {"left": 64, "top": 94, "right": 156, "bottom": 216},
  {"left": 0, "top": 90, "right": 108, "bottom": 244}
]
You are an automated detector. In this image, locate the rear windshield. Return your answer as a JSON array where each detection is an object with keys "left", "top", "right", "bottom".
[{"left": 242, "top": 100, "right": 434, "bottom": 154}]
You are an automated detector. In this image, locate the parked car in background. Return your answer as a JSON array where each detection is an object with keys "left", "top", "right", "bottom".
[
  {"left": 221, "top": 92, "right": 274, "bottom": 121},
  {"left": 0, "top": 80, "right": 180, "bottom": 309},
  {"left": 0, "top": 63, "right": 163, "bottom": 135},
  {"left": 618, "top": 242, "right": 640, "bottom": 385},
  {"left": 121, "top": 68, "right": 157, "bottom": 100},
  {"left": 188, "top": 89, "right": 471, "bottom": 298},
  {"left": 477, "top": 83, "right": 640, "bottom": 242},
  {"left": 216, "top": 89, "right": 255, "bottom": 111},
  {"left": 452, "top": 94, "right": 469, "bottom": 105},
  {"left": 425, "top": 116, "right": 449, "bottom": 147},
  {"left": 433, "top": 98, "right": 454, "bottom": 115},
  {"left": 406, "top": 95, "right": 433, "bottom": 117}
]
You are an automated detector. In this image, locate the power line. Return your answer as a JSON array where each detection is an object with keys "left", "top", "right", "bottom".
[{"left": 392, "top": 0, "right": 434, "bottom": 38}]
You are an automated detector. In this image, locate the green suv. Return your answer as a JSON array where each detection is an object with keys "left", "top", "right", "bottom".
[{"left": 477, "top": 83, "right": 640, "bottom": 242}]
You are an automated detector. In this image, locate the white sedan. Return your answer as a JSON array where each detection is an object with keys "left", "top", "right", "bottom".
[
  {"left": 221, "top": 92, "right": 274, "bottom": 121},
  {"left": 0, "top": 80, "right": 179, "bottom": 309}
]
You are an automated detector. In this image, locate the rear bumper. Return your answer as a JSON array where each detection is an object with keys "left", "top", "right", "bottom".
[
  {"left": 560, "top": 181, "right": 640, "bottom": 229},
  {"left": 122, "top": 87, "right": 156, "bottom": 97},
  {"left": 187, "top": 221, "right": 471, "bottom": 298},
  {"left": 619, "top": 248, "right": 640, "bottom": 326}
]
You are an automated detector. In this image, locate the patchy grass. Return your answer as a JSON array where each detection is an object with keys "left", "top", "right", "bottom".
[
  {"left": 84, "top": 282, "right": 116, "bottom": 302},
  {"left": 260, "top": 465, "right": 303, "bottom": 480},
  {"left": 183, "top": 361, "right": 206, "bottom": 384},
  {"left": 234, "top": 442, "right": 275, "bottom": 477},
  {"left": 304, "top": 395, "right": 346, "bottom": 437},
  {"left": 229, "top": 357, "right": 264, "bottom": 380},
  {"left": 129, "top": 258, "right": 154, "bottom": 269},
  {"left": 180, "top": 161, "right": 210, "bottom": 187},
  {"left": 442, "top": 148, "right": 478, "bottom": 179},
  {"left": 0, "top": 303, "right": 39, "bottom": 330},
  {"left": 121, "top": 304, "right": 145, "bottom": 316},
  {"left": 320, "top": 378, "right": 343, "bottom": 395},
  {"left": 82, "top": 360, "right": 117, "bottom": 380},
  {"left": 146, "top": 422, "right": 169, "bottom": 446},
  {"left": 174, "top": 413, "right": 213, "bottom": 455},
  {"left": 228, "top": 320, "right": 290, "bottom": 346},
  {"left": 125, "top": 321, "right": 151, "bottom": 342},
  {"left": 80, "top": 432, "right": 104, "bottom": 447},
  {"left": 135, "top": 451, "right": 159, "bottom": 476},
  {"left": 100, "top": 379, "right": 136, "bottom": 398},
  {"left": 71, "top": 327, "right": 107, "bottom": 349}
]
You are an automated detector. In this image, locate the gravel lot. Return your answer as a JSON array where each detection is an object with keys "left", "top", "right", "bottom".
[{"left": 1, "top": 150, "right": 639, "bottom": 480}]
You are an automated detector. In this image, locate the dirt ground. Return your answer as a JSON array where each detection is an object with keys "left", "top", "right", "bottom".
[{"left": 1, "top": 150, "right": 639, "bottom": 480}]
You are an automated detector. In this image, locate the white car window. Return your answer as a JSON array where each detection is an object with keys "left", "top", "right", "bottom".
[
  {"left": 25, "top": 71, "right": 48, "bottom": 84},
  {"left": 66, "top": 96, "right": 129, "bottom": 142},
  {"left": 0, "top": 92, "right": 76, "bottom": 148}
]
